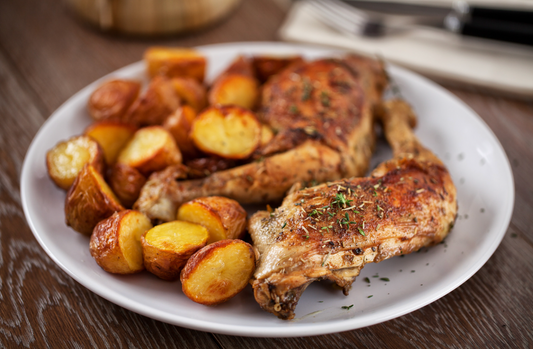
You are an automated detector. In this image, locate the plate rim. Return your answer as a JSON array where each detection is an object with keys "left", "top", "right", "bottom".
[{"left": 20, "top": 41, "right": 514, "bottom": 337}]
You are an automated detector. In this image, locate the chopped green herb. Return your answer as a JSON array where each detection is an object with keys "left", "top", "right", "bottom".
[
  {"left": 364, "top": 277, "right": 370, "bottom": 283},
  {"left": 282, "top": 222, "right": 287, "bottom": 229},
  {"left": 302, "top": 81, "right": 313, "bottom": 101},
  {"left": 380, "top": 278, "right": 390, "bottom": 282},
  {"left": 289, "top": 104, "right": 298, "bottom": 114},
  {"left": 358, "top": 227, "right": 365, "bottom": 236},
  {"left": 367, "top": 295, "right": 373, "bottom": 298},
  {"left": 353, "top": 210, "right": 360, "bottom": 214},
  {"left": 341, "top": 304, "right": 354, "bottom": 310},
  {"left": 377, "top": 205, "right": 383, "bottom": 211},
  {"left": 246, "top": 175, "right": 253, "bottom": 183},
  {"left": 373, "top": 190, "right": 377, "bottom": 197},
  {"left": 320, "top": 91, "right": 330, "bottom": 107},
  {"left": 318, "top": 301, "right": 323, "bottom": 303}
]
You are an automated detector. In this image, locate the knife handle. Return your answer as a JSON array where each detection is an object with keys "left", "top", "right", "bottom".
[
  {"left": 461, "top": 18, "right": 533, "bottom": 46},
  {"left": 469, "top": 6, "right": 533, "bottom": 25}
]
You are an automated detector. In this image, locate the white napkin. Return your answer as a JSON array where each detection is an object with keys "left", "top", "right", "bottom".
[{"left": 279, "top": 1, "right": 533, "bottom": 96}]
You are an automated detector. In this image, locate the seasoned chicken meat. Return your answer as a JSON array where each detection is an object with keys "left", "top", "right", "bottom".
[
  {"left": 248, "top": 99, "right": 458, "bottom": 320},
  {"left": 135, "top": 55, "right": 387, "bottom": 222}
]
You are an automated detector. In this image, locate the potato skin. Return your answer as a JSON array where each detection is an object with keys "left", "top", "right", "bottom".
[
  {"left": 162, "top": 105, "right": 199, "bottom": 159},
  {"left": 108, "top": 163, "right": 147, "bottom": 208},
  {"left": 90, "top": 210, "right": 152, "bottom": 274},
  {"left": 88, "top": 79, "right": 141, "bottom": 122},
  {"left": 141, "top": 221, "right": 208, "bottom": 281},
  {"left": 46, "top": 135, "right": 105, "bottom": 190},
  {"left": 177, "top": 196, "right": 247, "bottom": 243},
  {"left": 124, "top": 76, "right": 180, "bottom": 127},
  {"left": 65, "top": 165, "right": 124, "bottom": 235},
  {"left": 144, "top": 47, "right": 206, "bottom": 83},
  {"left": 171, "top": 77, "right": 207, "bottom": 112},
  {"left": 180, "top": 239, "right": 256, "bottom": 305}
]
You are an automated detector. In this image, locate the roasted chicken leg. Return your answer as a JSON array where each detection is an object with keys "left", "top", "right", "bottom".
[
  {"left": 248, "top": 99, "right": 458, "bottom": 320},
  {"left": 135, "top": 56, "right": 386, "bottom": 222}
]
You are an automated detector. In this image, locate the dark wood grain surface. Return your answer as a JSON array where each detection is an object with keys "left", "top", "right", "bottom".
[{"left": 1, "top": 0, "right": 532, "bottom": 347}]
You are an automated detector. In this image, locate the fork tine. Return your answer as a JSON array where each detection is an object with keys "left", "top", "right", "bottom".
[
  {"left": 307, "top": 1, "right": 359, "bottom": 34},
  {"left": 307, "top": 0, "right": 373, "bottom": 35}
]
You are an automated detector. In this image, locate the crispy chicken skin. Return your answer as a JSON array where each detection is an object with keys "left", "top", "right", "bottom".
[
  {"left": 248, "top": 99, "right": 458, "bottom": 320},
  {"left": 135, "top": 56, "right": 386, "bottom": 221}
]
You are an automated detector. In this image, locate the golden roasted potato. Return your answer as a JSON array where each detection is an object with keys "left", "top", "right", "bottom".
[
  {"left": 46, "top": 135, "right": 105, "bottom": 190},
  {"left": 84, "top": 121, "right": 136, "bottom": 165},
  {"left": 162, "top": 105, "right": 198, "bottom": 159},
  {"left": 65, "top": 164, "right": 124, "bottom": 235},
  {"left": 177, "top": 196, "right": 247, "bottom": 244},
  {"left": 191, "top": 106, "right": 261, "bottom": 159},
  {"left": 108, "top": 163, "right": 147, "bottom": 208},
  {"left": 141, "top": 221, "right": 209, "bottom": 281},
  {"left": 252, "top": 55, "right": 304, "bottom": 83},
  {"left": 88, "top": 79, "right": 141, "bottom": 122},
  {"left": 180, "top": 239, "right": 256, "bottom": 305},
  {"left": 260, "top": 124, "right": 274, "bottom": 147},
  {"left": 171, "top": 77, "right": 207, "bottom": 112},
  {"left": 144, "top": 47, "right": 206, "bottom": 83},
  {"left": 90, "top": 210, "right": 153, "bottom": 274},
  {"left": 117, "top": 126, "right": 182, "bottom": 176},
  {"left": 208, "top": 56, "right": 259, "bottom": 109},
  {"left": 124, "top": 76, "right": 180, "bottom": 127}
]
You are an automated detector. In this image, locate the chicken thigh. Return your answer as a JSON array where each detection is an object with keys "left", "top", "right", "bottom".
[
  {"left": 248, "top": 99, "right": 458, "bottom": 320},
  {"left": 135, "top": 55, "right": 386, "bottom": 222}
]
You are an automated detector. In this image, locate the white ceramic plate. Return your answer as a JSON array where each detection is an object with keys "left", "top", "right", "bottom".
[{"left": 21, "top": 42, "right": 514, "bottom": 337}]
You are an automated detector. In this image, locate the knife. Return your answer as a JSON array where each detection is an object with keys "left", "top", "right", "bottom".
[{"left": 310, "top": 0, "right": 533, "bottom": 46}]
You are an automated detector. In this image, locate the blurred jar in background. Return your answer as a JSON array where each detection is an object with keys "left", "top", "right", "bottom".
[{"left": 63, "top": 0, "right": 242, "bottom": 36}]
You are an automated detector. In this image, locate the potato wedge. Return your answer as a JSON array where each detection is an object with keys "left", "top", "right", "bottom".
[
  {"left": 142, "top": 221, "right": 208, "bottom": 281},
  {"left": 117, "top": 126, "right": 182, "bottom": 176},
  {"left": 208, "top": 56, "right": 259, "bottom": 109},
  {"left": 144, "top": 47, "right": 206, "bottom": 83},
  {"left": 90, "top": 210, "right": 152, "bottom": 274},
  {"left": 162, "top": 105, "right": 198, "bottom": 159},
  {"left": 108, "top": 163, "right": 147, "bottom": 208},
  {"left": 252, "top": 55, "right": 304, "bottom": 83},
  {"left": 177, "top": 196, "right": 247, "bottom": 244},
  {"left": 191, "top": 106, "right": 261, "bottom": 159},
  {"left": 65, "top": 164, "right": 124, "bottom": 235},
  {"left": 260, "top": 124, "right": 274, "bottom": 147},
  {"left": 46, "top": 135, "right": 105, "bottom": 190},
  {"left": 88, "top": 79, "right": 141, "bottom": 122},
  {"left": 85, "top": 121, "right": 136, "bottom": 165},
  {"left": 180, "top": 239, "right": 256, "bottom": 305},
  {"left": 171, "top": 77, "right": 207, "bottom": 112},
  {"left": 124, "top": 76, "right": 180, "bottom": 127}
]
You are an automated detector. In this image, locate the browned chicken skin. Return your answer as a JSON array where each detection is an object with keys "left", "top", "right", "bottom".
[
  {"left": 135, "top": 56, "right": 386, "bottom": 222},
  {"left": 248, "top": 99, "right": 458, "bottom": 320}
]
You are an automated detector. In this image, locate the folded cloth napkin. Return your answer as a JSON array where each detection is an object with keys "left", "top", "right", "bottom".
[{"left": 279, "top": 1, "right": 533, "bottom": 97}]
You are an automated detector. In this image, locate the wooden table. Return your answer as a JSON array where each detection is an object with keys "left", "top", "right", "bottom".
[{"left": 1, "top": 0, "right": 532, "bottom": 347}]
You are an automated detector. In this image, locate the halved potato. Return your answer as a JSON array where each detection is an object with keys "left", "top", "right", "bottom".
[
  {"left": 208, "top": 75, "right": 259, "bottom": 109},
  {"left": 144, "top": 47, "right": 206, "bottom": 83},
  {"left": 260, "top": 124, "right": 274, "bottom": 147},
  {"left": 90, "top": 210, "right": 153, "bottom": 274},
  {"left": 65, "top": 164, "right": 124, "bottom": 235},
  {"left": 162, "top": 105, "right": 198, "bottom": 159},
  {"left": 117, "top": 126, "right": 182, "bottom": 176},
  {"left": 176, "top": 196, "right": 247, "bottom": 244},
  {"left": 46, "top": 135, "right": 105, "bottom": 190},
  {"left": 141, "top": 220, "right": 209, "bottom": 281},
  {"left": 85, "top": 121, "right": 136, "bottom": 165},
  {"left": 180, "top": 239, "right": 256, "bottom": 305},
  {"left": 191, "top": 106, "right": 261, "bottom": 159},
  {"left": 208, "top": 56, "right": 259, "bottom": 109},
  {"left": 252, "top": 55, "right": 304, "bottom": 83},
  {"left": 171, "top": 77, "right": 207, "bottom": 112},
  {"left": 124, "top": 76, "right": 180, "bottom": 127},
  {"left": 108, "top": 163, "right": 147, "bottom": 208},
  {"left": 88, "top": 79, "right": 141, "bottom": 122}
]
